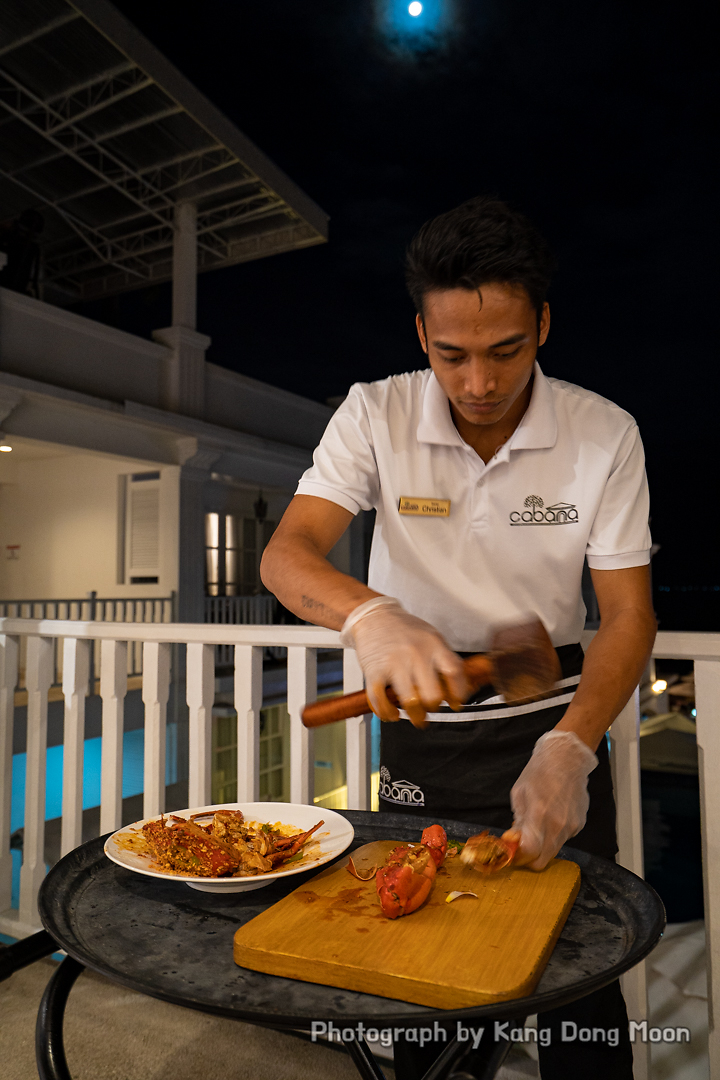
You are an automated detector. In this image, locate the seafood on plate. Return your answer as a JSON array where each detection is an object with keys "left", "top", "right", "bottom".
[{"left": 139, "top": 809, "right": 324, "bottom": 879}]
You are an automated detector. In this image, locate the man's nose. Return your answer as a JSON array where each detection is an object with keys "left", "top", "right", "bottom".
[{"left": 465, "top": 360, "right": 497, "bottom": 398}]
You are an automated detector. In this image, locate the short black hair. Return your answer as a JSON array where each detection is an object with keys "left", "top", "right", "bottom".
[{"left": 405, "top": 195, "right": 555, "bottom": 322}]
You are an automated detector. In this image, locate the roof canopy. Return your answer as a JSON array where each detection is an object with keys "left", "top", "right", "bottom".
[{"left": 0, "top": 0, "right": 328, "bottom": 303}]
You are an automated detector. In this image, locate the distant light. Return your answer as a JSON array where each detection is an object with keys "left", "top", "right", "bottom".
[
  {"left": 652, "top": 679, "right": 667, "bottom": 694},
  {"left": 408, "top": 2, "right": 423, "bottom": 15},
  {"left": 691, "top": 708, "right": 697, "bottom": 717},
  {"left": 0, "top": 445, "right": 12, "bottom": 452}
]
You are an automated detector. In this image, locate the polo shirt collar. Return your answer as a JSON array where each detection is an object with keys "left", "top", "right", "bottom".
[{"left": 417, "top": 361, "right": 557, "bottom": 450}]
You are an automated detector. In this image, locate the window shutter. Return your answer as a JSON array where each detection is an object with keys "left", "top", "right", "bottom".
[{"left": 125, "top": 474, "right": 160, "bottom": 583}]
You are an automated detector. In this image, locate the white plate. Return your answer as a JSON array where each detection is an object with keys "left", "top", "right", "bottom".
[{"left": 104, "top": 802, "right": 354, "bottom": 893}]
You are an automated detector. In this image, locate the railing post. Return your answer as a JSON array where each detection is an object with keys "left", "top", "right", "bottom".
[
  {"left": 343, "top": 649, "right": 371, "bottom": 811},
  {"left": 142, "top": 642, "right": 171, "bottom": 819},
  {"left": 695, "top": 658, "right": 720, "bottom": 1078},
  {"left": 19, "top": 636, "right": 53, "bottom": 927},
  {"left": 60, "top": 638, "right": 91, "bottom": 856},
  {"left": 186, "top": 642, "right": 215, "bottom": 807},
  {"left": 100, "top": 640, "right": 128, "bottom": 835},
  {"left": 234, "top": 645, "right": 262, "bottom": 802},
  {"left": 287, "top": 646, "right": 316, "bottom": 805},
  {"left": 609, "top": 687, "right": 649, "bottom": 1080},
  {"left": 0, "top": 634, "right": 19, "bottom": 913}
]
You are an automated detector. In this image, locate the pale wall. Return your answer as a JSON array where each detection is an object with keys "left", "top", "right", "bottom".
[{"left": 0, "top": 450, "right": 179, "bottom": 600}]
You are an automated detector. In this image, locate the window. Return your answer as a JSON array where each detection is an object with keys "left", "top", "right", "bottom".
[{"left": 205, "top": 513, "right": 275, "bottom": 596}]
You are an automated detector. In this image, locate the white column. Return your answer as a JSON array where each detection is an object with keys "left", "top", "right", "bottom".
[
  {"left": 19, "top": 636, "right": 53, "bottom": 927},
  {"left": 343, "top": 649, "right": 371, "bottom": 810},
  {"left": 187, "top": 642, "right": 215, "bottom": 807},
  {"left": 695, "top": 659, "right": 720, "bottom": 1078},
  {"left": 100, "top": 639, "right": 128, "bottom": 835},
  {"left": 60, "top": 638, "right": 91, "bottom": 856},
  {"left": 172, "top": 200, "right": 197, "bottom": 330},
  {"left": 287, "top": 647, "right": 316, "bottom": 805},
  {"left": 0, "top": 634, "right": 19, "bottom": 913},
  {"left": 152, "top": 201, "right": 210, "bottom": 418},
  {"left": 609, "top": 688, "right": 649, "bottom": 1080},
  {"left": 142, "top": 642, "right": 171, "bottom": 819},
  {"left": 234, "top": 644, "right": 262, "bottom": 802}
]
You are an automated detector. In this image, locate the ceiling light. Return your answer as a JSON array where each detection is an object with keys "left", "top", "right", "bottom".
[
  {"left": 651, "top": 679, "right": 667, "bottom": 694},
  {"left": 0, "top": 445, "right": 12, "bottom": 452}
]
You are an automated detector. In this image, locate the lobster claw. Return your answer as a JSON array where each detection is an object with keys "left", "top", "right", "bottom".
[
  {"left": 460, "top": 830, "right": 520, "bottom": 874},
  {"left": 376, "top": 844, "right": 437, "bottom": 919},
  {"left": 421, "top": 824, "right": 448, "bottom": 867}
]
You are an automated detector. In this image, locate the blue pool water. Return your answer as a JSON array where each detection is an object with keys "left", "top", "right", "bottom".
[{"left": 10, "top": 726, "right": 178, "bottom": 908}]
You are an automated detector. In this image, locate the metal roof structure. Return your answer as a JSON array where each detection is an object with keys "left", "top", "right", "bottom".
[{"left": 0, "top": 0, "right": 328, "bottom": 304}]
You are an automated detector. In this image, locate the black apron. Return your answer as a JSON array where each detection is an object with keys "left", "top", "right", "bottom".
[{"left": 378, "top": 642, "right": 618, "bottom": 860}]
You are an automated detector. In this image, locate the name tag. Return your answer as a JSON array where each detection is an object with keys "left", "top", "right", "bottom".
[{"left": 398, "top": 496, "right": 451, "bottom": 517}]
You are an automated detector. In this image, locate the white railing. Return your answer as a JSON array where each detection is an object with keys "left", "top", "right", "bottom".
[{"left": 1, "top": 619, "right": 719, "bottom": 1078}]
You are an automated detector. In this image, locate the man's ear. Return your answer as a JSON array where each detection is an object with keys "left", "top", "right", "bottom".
[
  {"left": 538, "top": 303, "right": 550, "bottom": 347},
  {"left": 415, "top": 313, "right": 428, "bottom": 354}
]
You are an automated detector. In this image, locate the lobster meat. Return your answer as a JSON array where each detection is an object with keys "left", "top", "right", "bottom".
[{"left": 460, "top": 830, "right": 520, "bottom": 874}]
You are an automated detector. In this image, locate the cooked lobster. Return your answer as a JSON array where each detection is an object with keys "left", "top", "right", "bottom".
[{"left": 460, "top": 830, "right": 520, "bottom": 874}]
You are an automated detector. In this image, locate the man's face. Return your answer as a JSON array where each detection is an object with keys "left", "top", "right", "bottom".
[{"left": 416, "top": 283, "right": 549, "bottom": 430}]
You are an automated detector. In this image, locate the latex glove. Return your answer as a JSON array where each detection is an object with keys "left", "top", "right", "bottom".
[
  {"left": 510, "top": 730, "right": 598, "bottom": 870},
  {"left": 339, "top": 596, "right": 468, "bottom": 728}
]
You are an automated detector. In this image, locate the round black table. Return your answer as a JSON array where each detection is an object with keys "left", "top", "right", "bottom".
[{"left": 36, "top": 810, "right": 665, "bottom": 1080}]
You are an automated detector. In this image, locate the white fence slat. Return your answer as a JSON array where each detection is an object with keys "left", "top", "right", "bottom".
[
  {"left": 60, "top": 638, "right": 91, "bottom": 856},
  {"left": 100, "top": 639, "right": 127, "bottom": 835},
  {"left": 142, "top": 641, "right": 171, "bottom": 819},
  {"left": 287, "top": 646, "right": 316, "bottom": 805},
  {"left": 187, "top": 642, "right": 215, "bottom": 807},
  {"left": 609, "top": 688, "right": 649, "bottom": 1080},
  {"left": 695, "top": 659, "right": 720, "bottom": 1077},
  {"left": 234, "top": 644, "right": 262, "bottom": 802},
  {"left": 0, "top": 634, "right": 19, "bottom": 912},
  {"left": 343, "top": 649, "right": 371, "bottom": 811},
  {"left": 19, "top": 635, "right": 53, "bottom": 927}
]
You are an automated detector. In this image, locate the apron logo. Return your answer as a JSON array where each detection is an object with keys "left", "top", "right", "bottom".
[
  {"left": 398, "top": 496, "right": 451, "bottom": 517},
  {"left": 510, "top": 495, "right": 578, "bottom": 526},
  {"left": 378, "top": 765, "right": 425, "bottom": 806}
]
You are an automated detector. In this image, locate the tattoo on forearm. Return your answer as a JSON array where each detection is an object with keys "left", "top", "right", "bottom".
[{"left": 301, "top": 595, "right": 344, "bottom": 627}]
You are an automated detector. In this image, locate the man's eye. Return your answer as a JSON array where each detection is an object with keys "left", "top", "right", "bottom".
[{"left": 494, "top": 347, "right": 522, "bottom": 359}]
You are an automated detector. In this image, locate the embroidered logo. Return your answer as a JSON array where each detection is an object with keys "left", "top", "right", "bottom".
[
  {"left": 510, "top": 495, "right": 578, "bottom": 526},
  {"left": 378, "top": 765, "right": 425, "bottom": 806}
]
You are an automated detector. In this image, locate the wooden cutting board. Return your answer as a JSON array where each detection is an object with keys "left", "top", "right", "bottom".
[{"left": 234, "top": 840, "right": 581, "bottom": 1009}]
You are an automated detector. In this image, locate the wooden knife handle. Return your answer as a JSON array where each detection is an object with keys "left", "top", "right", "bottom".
[{"left": 301, "top": 654, "right": 495, "bottom": 728}]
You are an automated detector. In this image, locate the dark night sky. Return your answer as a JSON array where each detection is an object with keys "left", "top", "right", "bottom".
[{"left": 77, "top": 0, "right": 718, "bottom": 629}]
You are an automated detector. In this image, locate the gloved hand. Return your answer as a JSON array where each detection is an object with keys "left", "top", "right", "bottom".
[
  {"left": 339, "top": 596, "right": 468, "bottom": 728},
  {"left": 510, "top": 730, "right": 598, "bottom": 870}
]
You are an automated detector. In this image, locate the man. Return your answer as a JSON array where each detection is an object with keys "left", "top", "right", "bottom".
[{"left": 261, "top": 196, "right": 656, "bottom": 1078}]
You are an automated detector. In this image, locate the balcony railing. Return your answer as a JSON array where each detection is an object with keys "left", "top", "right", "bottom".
[{"left": 1, "top": 618, "right": 719, "bottom": 1078}]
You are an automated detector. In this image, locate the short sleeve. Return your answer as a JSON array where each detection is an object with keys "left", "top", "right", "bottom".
[
  {"left": 585, "top": 423, "right": 652, "bottom": 570},
  {"left": 295, "top": 384, "right": 380, "bottom": 515}
]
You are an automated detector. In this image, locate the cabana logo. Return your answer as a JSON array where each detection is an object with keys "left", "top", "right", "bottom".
[
  {"left": 378, "top": 766, "right": 425, "bottom": 805},
  {"left": 510, "top": 495, "right": 578, "bottom": 526}
]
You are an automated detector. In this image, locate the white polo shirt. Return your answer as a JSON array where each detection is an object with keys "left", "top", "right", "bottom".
[{"left": 296, "top": 363, "right": 651, "bottom": 653}]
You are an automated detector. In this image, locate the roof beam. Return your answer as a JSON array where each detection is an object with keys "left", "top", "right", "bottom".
[
  {"left": 0, "top": 11, "right": 81, "bottom": 60},
  {"left": 0, "top": 164, "right": 151, "bottom": 284},
  {"left": 0, "top": 68, "right": 174, "bottom": 227}
]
